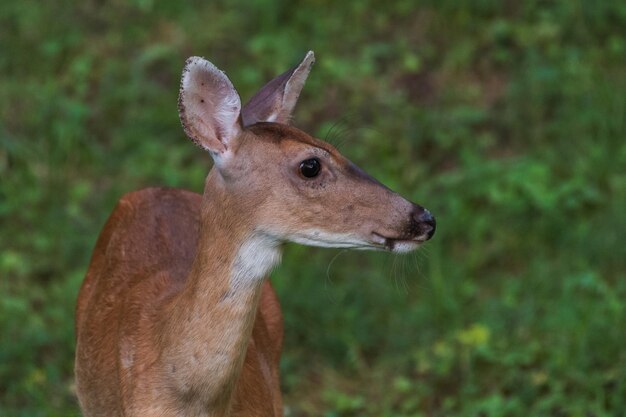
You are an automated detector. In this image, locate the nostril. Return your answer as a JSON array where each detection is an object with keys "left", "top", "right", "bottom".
[
  {"left": 425, "top": 215, "right": 436, "bottom": 239},
  {"left": 414, "top": 208, "right": 436, "bottom": 240},
  {"left": 417, "top": 208, "right": 434, "bottom": 224}
]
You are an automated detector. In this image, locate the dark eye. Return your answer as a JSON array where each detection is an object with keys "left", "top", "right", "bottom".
[{"left": 299, "top": 158, "right": 321, "bottom": 178}]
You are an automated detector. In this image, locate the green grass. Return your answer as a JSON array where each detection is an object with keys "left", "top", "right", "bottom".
[{"left": 1, "top": 0, "right": 625, "bottom": 416}]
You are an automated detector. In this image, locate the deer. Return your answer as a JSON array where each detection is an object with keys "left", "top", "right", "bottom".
[{"left": 74, "top": 51, "right": 436, "bottom": 417}]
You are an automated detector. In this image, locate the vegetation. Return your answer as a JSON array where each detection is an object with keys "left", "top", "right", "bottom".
[{"left": 1, "top": 0, "right": 625, "bottom": 415}]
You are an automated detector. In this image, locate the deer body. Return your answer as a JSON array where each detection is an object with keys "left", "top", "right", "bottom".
[
  {"left": 75, "top": 52, "right": 435, "bottom": 416},
  {"left": 76, "top": 187, "right": 283, "bottom": 416}
]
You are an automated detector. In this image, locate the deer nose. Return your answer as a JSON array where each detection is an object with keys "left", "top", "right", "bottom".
[{"left": 414, "top": 207, "right": 436, "bottom": 240}]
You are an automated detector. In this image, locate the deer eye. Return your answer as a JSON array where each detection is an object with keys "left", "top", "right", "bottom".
[{"left": 299, "top": 158, "right": 321, "bottom": 178}]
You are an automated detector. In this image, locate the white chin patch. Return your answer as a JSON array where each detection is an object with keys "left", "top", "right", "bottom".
[
  {"left": 390, "top": 241, "right": 421, "bottom": 254},
  {"left": 287, "top": 230, "right": 372, "bottom": 250}
]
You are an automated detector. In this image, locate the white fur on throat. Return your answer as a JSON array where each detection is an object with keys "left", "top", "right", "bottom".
[{"left": 230, "top": 234, "right": 282, "bottom": 291}]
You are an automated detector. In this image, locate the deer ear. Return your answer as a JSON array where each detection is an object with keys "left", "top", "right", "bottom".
[
  {"left": 242, "top": 51, "right": 315, "bottom": 126},
  {"left": 178, "top": 57, "right": 242, "bottom": 156}
]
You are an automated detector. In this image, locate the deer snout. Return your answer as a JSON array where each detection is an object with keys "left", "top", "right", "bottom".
[
  {"left": 369, "top": 203, "right": 436, "bottom": 253},
  {"left": 412, "top": 206, "right": 436, "bottom": 241}
]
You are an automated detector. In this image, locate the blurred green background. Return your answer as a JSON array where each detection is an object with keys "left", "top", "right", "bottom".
[{"left": 1, "top": 0, "right": 625, "bottom": 416}]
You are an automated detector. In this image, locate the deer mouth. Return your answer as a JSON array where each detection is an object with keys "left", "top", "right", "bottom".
[{"left": 370, "top": 233, "right": 427, "bottom": 253}]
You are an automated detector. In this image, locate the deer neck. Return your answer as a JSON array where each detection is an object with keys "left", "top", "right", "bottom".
[{"left": 162, "top": 169, "right": 282, "bottom": 414}]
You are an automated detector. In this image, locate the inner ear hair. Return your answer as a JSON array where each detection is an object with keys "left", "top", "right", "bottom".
[
  {"left": 242, "top": 51, "right": 315, "bottom": 127},
  {"left": 178, "top": 57, "right": 243, "bottom": 155}
]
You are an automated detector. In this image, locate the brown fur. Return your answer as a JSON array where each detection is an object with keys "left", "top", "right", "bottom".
[
  {"left": 75, "top": 53, "right": 434, "bottom": 417},
  {"left": 75, "top": 123, "right": 433, "bottom": 417},
  {"left": 75, "top": 188, "right": 283, "bottom": 416}
]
